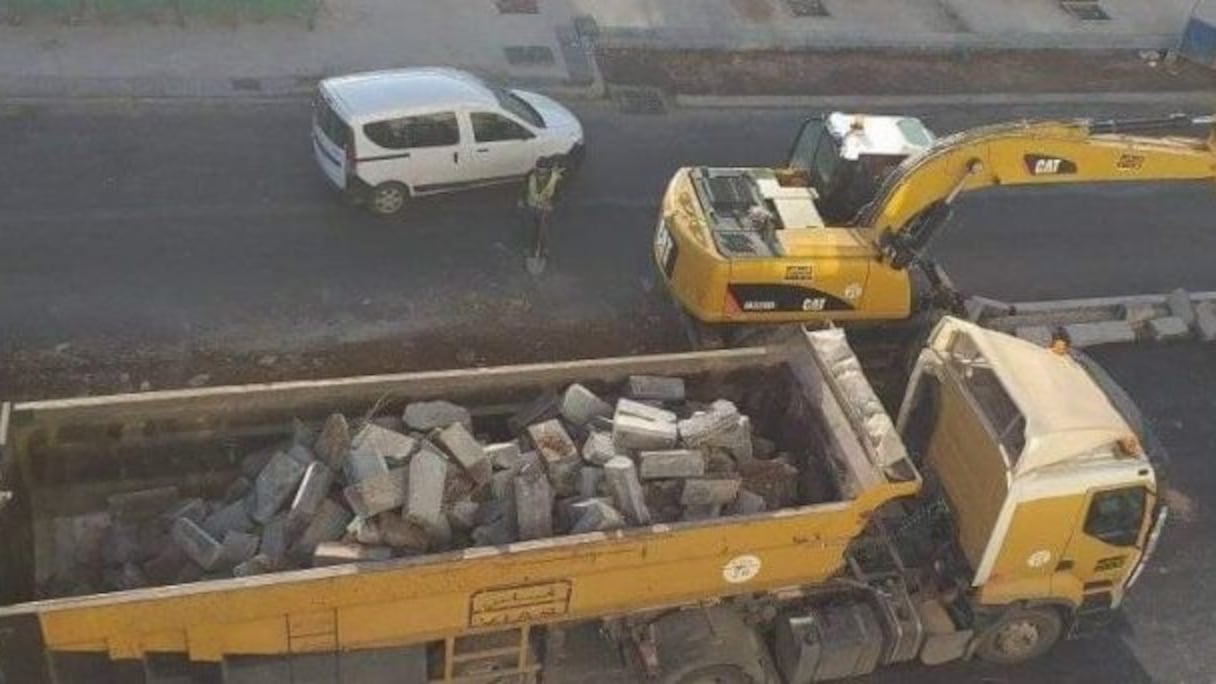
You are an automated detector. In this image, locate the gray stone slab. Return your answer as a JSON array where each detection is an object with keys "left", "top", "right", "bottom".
[
  {"left": 405, "top": 448, "right": 447, "bottom": 528},
  {"left": 1196, "top": 302, "right": 1216, "bottom": 342},
  {"left": 223, "top": 476, "right": 253, "bottom": 504},
  {"left": 218, "top": 531, "right": 260, "bottom": 568},
  {"left": 579, "top": 466, "right": 605, "bottom": 499},
  {"left": 615, "top": 398, "right": 677, "bottom": 424},
  {"left": 171, "top": 518, "right": 223, "bottom": 570},
  {"left": 348, "top": 424, "right": 416, "bottom": 478},
  {"left": 1064, "top": 320, "right": 1137, "bottom": 348},
  {"left": 1122, "top": 302, "right": 1162, "bottom": 325},
  {"left": 161, "top": 498, "right": 207, "bottom": 525},
  {"left": 403, "top": 400, "right": 472, "bottom": 433},
  {"left": 604, "top": 456, "right": 651, "bottom": 526},
  {"left": 680, "top": 478, "right": 742, "bottom": 506},
  {"left": 290, "top": 461, "right": 335, "bottom": 522},
  {"left": 678, "top": 400, "right": 740, "bottom": 448},
  {"left": 447, "top": 499, "right": 480, "bottom": 532},
  {"left": 343, "top": 467, "right": 408, "bottom": 518},
  {"left": 514, "top": 464, "right": 554, "bottom": 541},
  {"left": 202, "top": 499, "right": 254, "bottom": 538},
  {"left": 349, "top": 516, "right": 383, "bottom": 546},
  {"left": 612, "top": 413, "right": 678, "bottom": 451},
  {"left": 248, "top": 445, "right": 314, "bottom": 524},
  {"left": 293, "top": 498, "right": 352, "bottom": 556},
  {"left": 581, "top": 430, "right": 618, "bottom": 465},
  {"left": 639, "top": 450, "right": 706, "bottom": 479},
  {"left": 560, "top": 383, "right": 613, "bottom": 426},
  {"left": 1149, "top": 316, "right": 1192, "bottom": 341},
  {"left": 507, "top": 389, "right": 562, "bottom": 435},
  {"left": 233, "top": 553, "right": 275, "bottom": 578},
  {"left": 435, "top": 423, "right": 491, "bottom": 486},
  {"left": 570, "top": 499, "right": 626, "bottom": 534},
  {"left": 1015, "top": 325, "right": 1053, "bottom": 347},
  {"left": 528, "top": 419, "right": 580, "bottom": 464},
  {"left": 1167, "top": 287, "right": 1197, "bottom": 327},
  {"left": 627, "top": 375, "right": 685, "bottom": 402},
  {"left": 725, "top": 489, "right": 768, "bottom": 516},
  {"left": 313, "top": 413, "right": 352, "bottom": 471},
  {"left": 259, "top": 513, "right": 290, "bottom": 566},
  {"left": 486, "top": 441, "right": 523, "bottom": 470},
  {"left": 379, "top": 512, "right": 431, "bottom": 552},
  {"left": 313, "top": 541, "right": 392, "bottom": 567}
]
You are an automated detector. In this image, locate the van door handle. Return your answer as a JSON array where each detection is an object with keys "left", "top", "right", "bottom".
[
  {"left": 453, "top": 151, "right": 459, "bottom": 163},
  {"left": 476, "top": 147, "right": 489, "bottom": 153}
]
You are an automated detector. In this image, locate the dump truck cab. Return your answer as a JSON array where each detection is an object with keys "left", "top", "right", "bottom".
[{"left": 897, "top": 317, "right": 1165, "bottom": 662}]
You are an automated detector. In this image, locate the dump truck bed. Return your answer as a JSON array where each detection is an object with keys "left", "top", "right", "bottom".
[{"left": 0, "top": 335, "right": 920, "bottom": 682}]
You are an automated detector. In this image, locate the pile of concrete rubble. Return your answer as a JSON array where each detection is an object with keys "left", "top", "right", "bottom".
[{"left": 52, "top": 376, "right": 803, "bottom": 594}]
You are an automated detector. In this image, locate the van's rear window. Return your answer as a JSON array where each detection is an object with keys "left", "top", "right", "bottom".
[{"left": 314, "top": 91, "right": 350, "bottom": 147}]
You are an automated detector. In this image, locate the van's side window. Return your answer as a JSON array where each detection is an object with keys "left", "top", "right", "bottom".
[
  {"left": 472, "top": 112, "right": 533, "bottom": 143},
  {"left": 364, "top": 112, "right": 460, "bottom": 150}
]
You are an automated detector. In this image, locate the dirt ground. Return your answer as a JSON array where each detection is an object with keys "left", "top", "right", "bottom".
[{"left": 596, "top": 47, "right": 1216, "bottom": 95}]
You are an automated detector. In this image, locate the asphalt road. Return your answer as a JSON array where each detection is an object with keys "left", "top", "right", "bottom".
[{"left": 1, "top": 95, "right": 1215, "bottom": 682}]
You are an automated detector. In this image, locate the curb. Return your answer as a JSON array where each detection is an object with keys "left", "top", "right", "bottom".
[{"left": 674, "top": 90, "right": 1216, "bottom": 110}]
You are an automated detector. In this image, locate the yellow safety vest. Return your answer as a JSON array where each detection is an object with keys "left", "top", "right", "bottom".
[{"left": 526, "top": 168, "right": 563, "bottom": 211}]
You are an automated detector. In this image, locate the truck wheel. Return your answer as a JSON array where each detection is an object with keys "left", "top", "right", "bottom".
[
  {"left": 368, "top": 182, "right": 409, "bottom": 215},
  {"left": 652, "top": 608, "right": 775, "bottom": 684},
  {"left": 673, "top": 664, "right": 755, "bottom": 684},
  {"left": 975, "top": 606, "right": 1063, "bottom": 665}
]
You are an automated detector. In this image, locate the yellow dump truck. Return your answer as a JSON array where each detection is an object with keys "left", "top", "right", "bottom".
[{"left": 0, "top": 317, "right": 1165, "bottom": 683}]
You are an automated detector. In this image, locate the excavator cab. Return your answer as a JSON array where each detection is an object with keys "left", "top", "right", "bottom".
[{"left": 785, "top": 113, "right": 936, "bottom": 223}]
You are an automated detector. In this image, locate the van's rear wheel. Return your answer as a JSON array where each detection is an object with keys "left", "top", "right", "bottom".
[
  {"left": 975, "top": 606, "right": 1064, "bottom": 665},
  {"left": 368, "top": 182, "right": 408, "bottom": 215}
]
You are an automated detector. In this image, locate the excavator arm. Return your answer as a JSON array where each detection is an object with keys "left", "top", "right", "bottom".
[{"left": 862, "top": 114, "right": 1216, "bottom": 269}]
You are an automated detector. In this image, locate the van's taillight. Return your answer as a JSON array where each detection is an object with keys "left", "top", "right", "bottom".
[{"left": 344, "top": 142, "right": 357, "bottom": 177}]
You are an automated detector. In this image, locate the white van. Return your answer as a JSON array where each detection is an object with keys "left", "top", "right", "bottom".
[{"left": 312, "top": 68, "right": 585, "bottom": 215}]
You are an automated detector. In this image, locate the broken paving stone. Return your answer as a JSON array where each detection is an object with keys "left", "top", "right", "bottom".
[
  {"left": 615, "top": 398, "right": 677, "bottom": 424},
  {"left": 627, "top": 375, "right": 685, "bottom": 402},
  {"left": 313, "top": 541, "right": 392, "bottom": 567},
  {"left": 343, "top": 467, "right": 408, "bottom": 518},
  {"left": 528, "top": 419, "right": 580, "bottom": 465},
  {"left": 291, "top": 461, "right": 336, "bottom": 522},
  {"left": 313, "top": 413, "right": 352, "bottom": 470},
  {"left": 705, "top": 449, "right": 738, "bottom": 474},
  {"left": 171, "top": 518, "right": 223, "bottom": 570},
  {"left": 680, "top": 477, "right": 742, "bottom": 506},
  {"left": 678, "top": 400, "right": 740, "bottom": 448},
  {"left": 371, "top": 415, "right": 405, "bottom": 433},
  {"left": 240, "top": 445, "right": 277, "bottom": 480},
  {"left": 570, "top": 499, "right": 625, "bottom": 534},
  {"left": 613, "top": 413, "right": 678, "bottom": 451},
  {"left": 581, "top": 430, "right": 618, "bottom": 465},
  {"left": 560, "top": 383, "right": 613, "bottom": 426},
  {"left": 720, "top": 416, "right": 753, "bottom": 463},
  {"left": 639, "top": 450, "right": 706, "bottom": 479},
  {"left": 604, "top": 456, "right": 652, "bottom": 526},
  {"left": 1167, "top": 288, "right": 1198, "bottom": 328},
  {"left": 1149, "top": 316, "right": 1191, "bottom": 341},
  {"left": 1197, "top": 302, "right": 1216, "bottom": 342},
  {"left": 404, "top": 400, "right": 473, "bottom": 433},
  {"left": 293, "top": 498, "right": 353, "bottom": 556},
  {"left": 507, "top": 389, "right": 562, "bottom": 435},
  {"left": 1063, "top": 320, "right": 1136, "bottom": 348},
  {"left": 248, "top": 445, "right": 314, "bottom": 524},
  {"left": 107, "top": 486, "right": 181, "bottom": 522},
  {"left": 260, "top": 513, "right": 290, "bottom": 563},
  {"left": 347, "top": 424, "right": 413, "bottom": 481},
  {"left": 218, "top": 531, "right": 260, "bottom": 567},
  {"left": 349, "top": 516, "right": 384, "bottom": 546},
  {"left": 486, "top": 441, "right": 523, "bottom": 470},
  {"left": 161, "top": 498, "right": 207, "bottom": 525},
  {"left": 726, "top": 489, "right": 768, "bottom": 516},
  {"left": 514, "top": 464, "right": 554, "bottom": 541},
  {"left": 202, "top": 499, "right": 254, "bottom": 538},
  {"left": 406, "top": 448, "right": 448, "bottom": 529},
  {"left": 233, "top": 553, "right": 276, "bottom": 577},
  {"left": 435, "top": 423, "right": 491, "bottom": 486},
  {"left": 379, "top": 513, "right": 431, "bottom": 552}
]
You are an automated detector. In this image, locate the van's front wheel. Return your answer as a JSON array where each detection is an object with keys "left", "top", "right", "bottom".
[{"left": 368, "top": 182, "right": 409, "bottom": 215}]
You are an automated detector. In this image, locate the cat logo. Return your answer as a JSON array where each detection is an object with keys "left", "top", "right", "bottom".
[{"left": 1024, "top": 154, "right": 1077, "bottom": 176}]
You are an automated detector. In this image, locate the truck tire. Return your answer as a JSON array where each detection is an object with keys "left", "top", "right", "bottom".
[
  {"left": 975, "top": 606, "right": 1063, "bottom": 665},
  {"left": 651, "top": 608, "right": 776, "bottom": 684},
  {"left": 671, "top": 663, "right": 755, "bottom": 684}
]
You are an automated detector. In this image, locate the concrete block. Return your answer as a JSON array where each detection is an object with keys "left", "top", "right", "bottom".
[
  {"left": 162, "top": 498, "right": 207, "bottom": 525},
  {"left": 343, "top": 467, "right": 408, "bottom": 518},
  {"left": 233, "top": 553, "right": 275, "bottom": 577},
  {"left": 1196, "top": 302, "right": 1216, "bottom": 342},
  {"left": 379, "top": 513, "right": 431, "bottom": 552},
  {"left": 372, "top": 415, "right": 405, "bottom": 433},
  {"left": 435, "top": 423, "right": 491, "bottom": 486},
  {"left": 681, "top": 504, "right": 722, "bottom": 522},
  {"left": 570, "top": 499, "right": 626, "bottom": 534},
  {"left": 514, "top": 464, "right": 554, "bottom": 541},
  {"left": 726, "top": 489, "right": 768, "bottom": 516},
  {"left": 259, "top": 513, "right": 290, "bottom": 565},
  {"left": 604, "top": 456, "right": 651, "bottom": 526},
  {"left": 627, "top": 375, "right": 685, "bottom": 402},
  {"left": 613, "top": 413, "right": 678, "bottom": 451},
  {"left": 218, "top": 531, "right": 260, "bottom": 567},
  {"left": 528, "top": 419, "right": 580, "bottom": 464},
  {"left": 486, "top": 441, "right": 523, "bottom": 470},
  {"left": 447, "top": 499, "right": 480, "bottom": 532},
  {"left": 171, "top": 518, "right": 223, "bottom": 570},
  {"left": 1167, "top": 288, "right": 1197, "bottom": 327},
  {"left": 579, "top": 467, "right": 605, "bottom": 499},
  {"left": 313, "top": 541, "right": 392, "bottom": 567},
  {"left": 349, "top": 516, "right": 383, "bottom": 545},
  {"left": 581, "top": 431, "right": 618, "bottom": 465},
  {"left": 680, "top": 478, "right": 742, "bottom": 506},
  {"left": 616, "top": 398, "right": 677, "bottom": 424},
  {"left": 293, "top": 498, "right": 353, "bottom": 555},
  {"left": 223, "top": 476, "right": 253, "bottom": 504},
  {"left": 248, "top": 445, "right": 314, "bottom": 524},
  {"left": 589, "top": 415, "right": 615, "bottom": 432},
  {"left": 202, "top": 500, "right": 254, "bottom": 538},
  {"left": 507, "top": 389, "right": 562, "bottom": 435},
  {"left": 240, "top": 446, "right": 277, "bottom": 480},
  {"left": 313, "top": 413, "right": 352, "bottom": 470},
  {"left": 405, "top": 448, "right": 448, "bottom": 528},
  {"left": 404, "top": 400, "right": 472, "bottom": 433},
  {"left": 349, "top": 424, "right": 415, "bottom": 478},
  {"left": 560, "top": 383, "right": 613, "bottom": 426},
  {"left": 1015, "top": 325, "right": 1053, "bottom": 347},
  {"left": 705, "top": 448, "right": 738, "bottom": 474},
  {"left": 639, "top": 450, "right": 706, "bottom": 479},
  {"left": 107, "top": 486, "right": 181, "bottom": 522},
  {"left": 721, "top": 416, "right": 753, "bottom": 462},
  {"left": 1122, "top": 302, "right": 1161, "bottom": 325},
  {"left": 424, "top": 514, "right": 453, "bottom": 552},
  {"left": 290, "top": 461, "right": 335, "bottom": 522},
  {"left": 491, "top": 469, "right": 517, "bottom": 502},
  {"left": 1064, "top": 320, "right": 1137, "bottom": 348},
  {"left": 1149, "top": 316, "right": 1191, "bottom": 341},
  {"left": 678, "top": 400, "right": 740, "bottom": 448}
]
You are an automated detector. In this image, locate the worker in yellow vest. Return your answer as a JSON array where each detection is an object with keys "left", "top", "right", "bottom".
[{"left": 521, "top": 155, "right": 565, "bottom": 274}]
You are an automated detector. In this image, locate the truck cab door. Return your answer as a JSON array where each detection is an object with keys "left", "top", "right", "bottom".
[{"left": 1056, "top": 485, "right": 1154, "bottom": 606}]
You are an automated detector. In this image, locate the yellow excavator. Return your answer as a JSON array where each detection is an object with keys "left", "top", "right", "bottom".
[{"left": 654, "top": 112, "right": 1216, "bottom": 327}]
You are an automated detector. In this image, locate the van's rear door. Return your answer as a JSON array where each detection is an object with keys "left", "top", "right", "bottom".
[{"left": 312, "top": 88, "right": 350, "bottom": 190}]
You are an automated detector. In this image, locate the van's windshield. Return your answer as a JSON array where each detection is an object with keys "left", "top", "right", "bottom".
[{"left": 490, "top": 85, "right": 545, "bottom": 128}]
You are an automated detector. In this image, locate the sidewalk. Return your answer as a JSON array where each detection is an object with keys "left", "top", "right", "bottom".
[{"left": 0, "top": 0, "right": 1208, "bottom": 98}]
